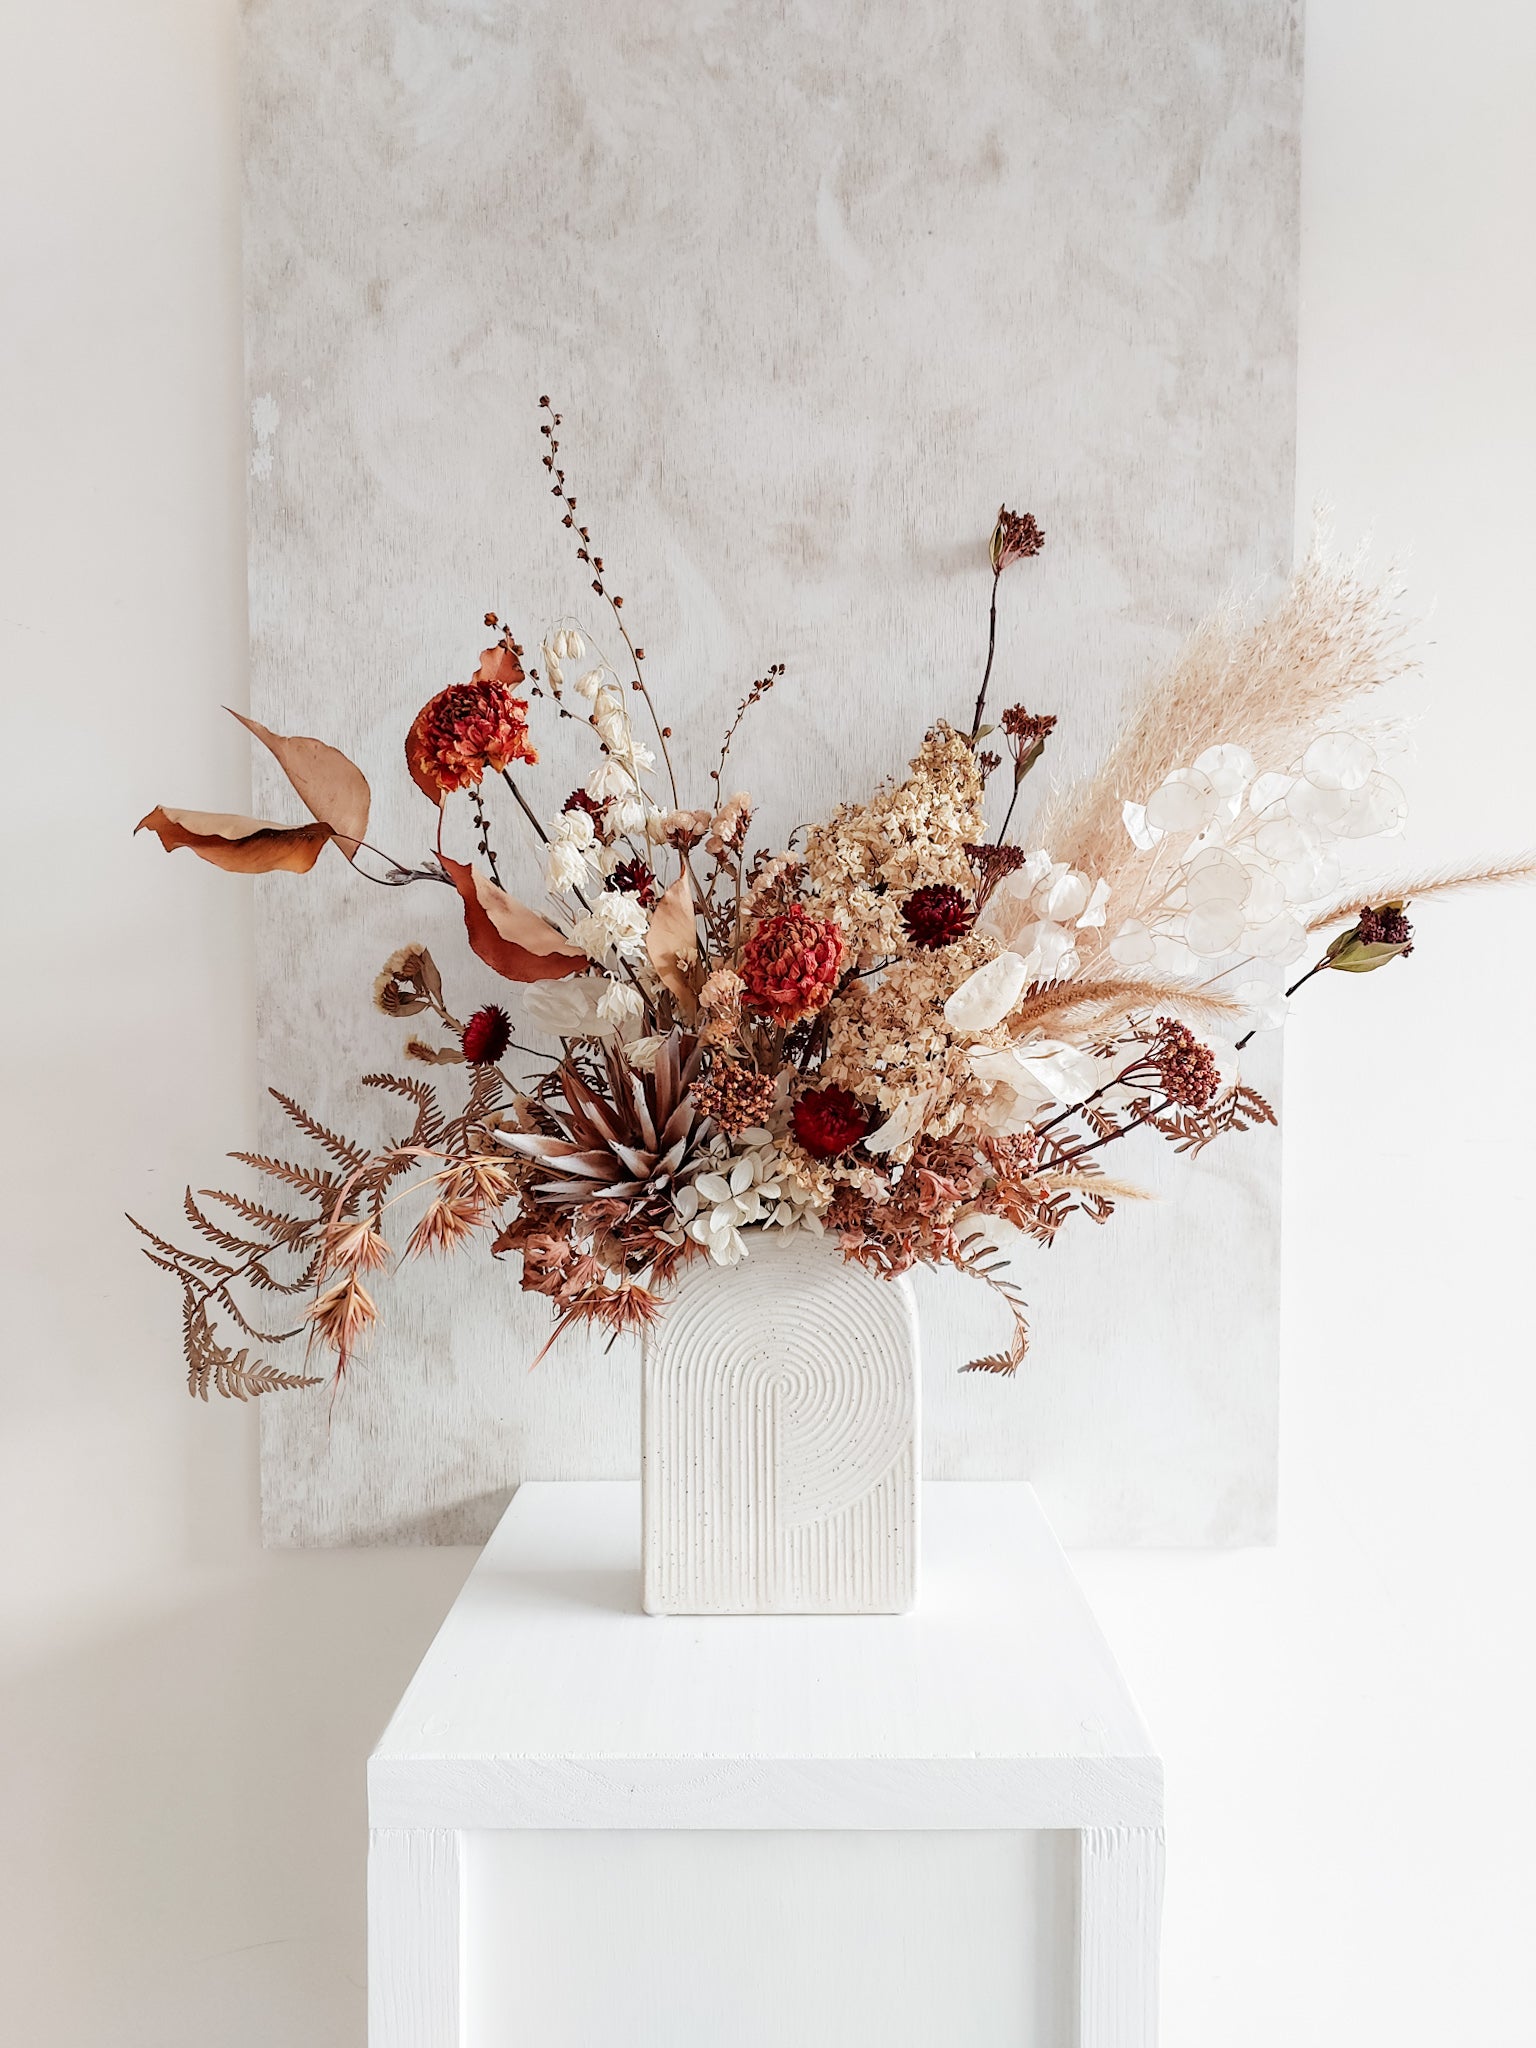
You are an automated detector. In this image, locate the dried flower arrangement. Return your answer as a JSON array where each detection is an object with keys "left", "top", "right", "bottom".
[{"left": 134, "top": 401, "right": 1534, "bottom": 1397}]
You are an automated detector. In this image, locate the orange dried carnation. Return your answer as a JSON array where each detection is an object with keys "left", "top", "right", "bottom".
[
  {"left": 739, "top": 905, "right": 843, "bottom": 1024},
  {"left": 406, "top": 654, "right": 538, "bottom": 803}
]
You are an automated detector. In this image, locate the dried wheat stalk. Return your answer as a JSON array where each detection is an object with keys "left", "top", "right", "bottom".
[
  {"left": 1305, "top": 852, "right": 1536, "bottom": 931},
  {"left": 1035, "top": 547, "right": 1414, "bottom": 895}
]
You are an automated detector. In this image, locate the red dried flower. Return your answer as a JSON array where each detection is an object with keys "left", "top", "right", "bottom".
[
  {"left": 461, "top": 1004, "right": 513, "bottom": 1066},
  {"left": 901, "top": 883, "right": 977, "bottom": 949},
  {"left": 562, "top": 787, "right": 609, "bottom": 830},
  {"left": 1149, "top": 1017, "right": 1219, "bottom": 1109},
  {"left": 406, "top": 678, "right": 537, "bottom": 802},
  {"left": 605, "top": 857, "right": 658, "bottom": 909},
  {"left": 792, "top": 1085, "right": 870, "bottom": 1160},
  {"left": 739, "top": 906, "right": 844, "bottom": 1024}
]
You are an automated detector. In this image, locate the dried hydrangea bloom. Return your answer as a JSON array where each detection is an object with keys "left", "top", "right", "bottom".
[
  {"left": 405, "top": 677, "right": 537, "bottom": 801},
  {"left": 739, "top": 906, "right": 844, "bottom": 1023},
  {"left": 804, "top": 723, "right": 984, "bottom": 952}
]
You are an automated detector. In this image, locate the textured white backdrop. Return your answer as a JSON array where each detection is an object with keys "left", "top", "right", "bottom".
[{"left": 243, "top": 0, "right": 1301, "bottom": 1545}]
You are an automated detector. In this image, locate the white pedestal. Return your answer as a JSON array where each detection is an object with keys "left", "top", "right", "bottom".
[{"left": 368, "top": 1481, "right": 1163, "bottom": 2047}]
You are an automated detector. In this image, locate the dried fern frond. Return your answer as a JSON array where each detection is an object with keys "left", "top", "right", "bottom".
[
  {"left": 1036, "top": 548, "right": 1413, "bottom": 894},
  {"left": 182, "top": 1287, "right": 320, "bottom": 1401},
  {"left": 949, "top": 1229, "right": 1032, "bottom": 1375},
  {"left": 1304, "top": 852, "right": 1536, "bottom": 931}
]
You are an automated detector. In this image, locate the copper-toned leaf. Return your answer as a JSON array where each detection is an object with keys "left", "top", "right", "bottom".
[
  {"left": 441, "top": 856, "right": 588, "bottom": 983},
  {"left": 645, "top": 868, "right": 700, "bottom": 1018},
  {"left": 228, "top": 710, "right": 371, "bottom": 862},
  {"left": 136, "top": 806, "right": 333, "bottom": 874},
  {"left": 476, "top": 645, "right": 525, "bottom": 688}
]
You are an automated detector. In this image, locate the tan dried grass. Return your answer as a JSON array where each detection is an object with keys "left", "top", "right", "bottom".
[{"left": 1034, "top": 548, "right": 1415, "bottom": 898}]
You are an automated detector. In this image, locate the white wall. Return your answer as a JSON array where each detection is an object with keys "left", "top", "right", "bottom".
[{"left": 1, "top": 3, "right": 1531, "bottom": 2043}]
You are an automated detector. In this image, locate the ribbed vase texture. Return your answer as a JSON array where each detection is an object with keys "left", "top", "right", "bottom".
[{"left": 641, "top": 1231, "right": 920, "bottom": 1614}]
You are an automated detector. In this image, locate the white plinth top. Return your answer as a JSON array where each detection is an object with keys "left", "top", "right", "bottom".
[{"left": 369, "top": 1481, "right": 1160, "bottom": 1832}]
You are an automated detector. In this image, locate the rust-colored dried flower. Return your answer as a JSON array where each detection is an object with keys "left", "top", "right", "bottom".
[
  {"left": 694, "top": 1058, "right": 778, "bottom": 1136},
  {"left": 405, "top": 678, "right": 537, "bottom": 802},
  {"left": 989, "top": 507, "right": 1045, "bottom": 574},
  {"left": 739, "top": 906, "right": 844, "bottom": 1024},
  {"left": 605, "top": 856, "right": 658, "bottom": 909},
  {"left": 791, "top": 1085, "right": 871, "bottom": 1160},
  {"left": 1149, "top": 1017, "right": 1220, "bottom": 1109},
  {"left": 461, "top": 1004, "right": 513, "bottom": 1066},
  {"left": 900, "top": 883, "right": 977, "bottom": 949}
]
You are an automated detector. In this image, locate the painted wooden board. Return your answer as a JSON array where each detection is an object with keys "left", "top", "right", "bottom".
[
  {"left": 368, "top": 1482, "right": 1163, "bottom": 2045},
  {"left": 461, "top": 1829, "right": 1078, "bottom": 2048},
  {"left": 369, "top": 1481, "right": 1161, "bottom": 1829},
  {"left": 243, "top": 0, "right": 1300, "bottom": 1545}
]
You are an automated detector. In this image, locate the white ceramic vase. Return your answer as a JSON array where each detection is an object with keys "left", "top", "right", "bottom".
[{"left": 640, "top": 1229, "right": 920, "bottom": 1615}]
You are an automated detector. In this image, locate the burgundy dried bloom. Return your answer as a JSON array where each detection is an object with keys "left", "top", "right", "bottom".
[
  {"left": 1000, "top": 704, "right": 1057, "bottom": 750},
  {"left": 740, "top": 906, "right": 844, "bottom": 1024},
  {"left": 605, "top": 857, "right": 658, "bottom": 909},
  {"left": 901, "top": 883, "right": 977, "bottom": 950},
  {"left": 1149, "top": 1017, "right": 1220, "bottom": 1110},
  {"left": 694, "top": 1059, "right": 778, "bottom": 1137},
  {"left": 1353, "top": 904, "right": 1414, "bottom": 953},
  {"left": 989, "top": 507, "right": 1045, "bottom": 574},
  {"left": 406, "top": 676, "right": 536, "bottom": 802},
  {"left": 461, "top": 1004, "right": 513, "bottom": 1066},
  {"left": 792, "top": 1085, "right": 871, "bottom": 1161}
]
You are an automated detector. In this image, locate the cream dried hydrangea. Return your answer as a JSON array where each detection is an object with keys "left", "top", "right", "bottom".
[
  {"left": 816, "top": 931, "right": 999, "bottom": 1136},
  {"left": 804, "top": 722, "right": 984, "bottom": 953}
]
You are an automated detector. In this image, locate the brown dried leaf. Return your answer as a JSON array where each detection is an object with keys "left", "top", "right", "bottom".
[
  {"left": 405, "top": 1036, "right": 467, "bottom": 1064},
  {"left": 136, "top": 806, "right": 333, "bottom": 874},
  {"left": 645, "top": 868, "right": 700, "bottom": 1018},
  {"left": 228, "top": 710, "right": 371, "bottom": 862},
  {"left": 441, "top": 856, "right": 588, "bottom": 983}
]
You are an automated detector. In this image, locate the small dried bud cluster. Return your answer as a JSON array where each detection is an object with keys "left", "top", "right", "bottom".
[
  {"left": 963, "top": 841, "right": 1025, "bottom": 906},
  {"left": 1354, "top": 904, "right": 1414, "bottom": 952},
  {"left": 693, "top": 1058, "right": 778, "bottom": 1137},
  {"left": 989, "top": 507, "right": 1045, "bottom": 574},
  {"left": 1149, "top": 1018, "right": 1220, "bottom": 1110}
]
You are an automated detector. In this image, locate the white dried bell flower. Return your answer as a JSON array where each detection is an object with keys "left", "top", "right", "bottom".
[
  {"left": 574, "top": 666, "right": 607, "bottom": 700},
  {"left": 541, "top": 637, "right": 565, "bottom": 691},
  {"left": 549, "top": 808, "right": 596, "bottom": 848},
  {"left": 595, "top": 977, "right": 645, "bottom": 1039},
  {"left": 545, "top": 838, "right": 593, "bottom": 894},
  {"left": 571, "top": 889, "right": 649, "bottom": 964},
  {"left": 609, "top": 797, "right": 648, "bottom": 837}
]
